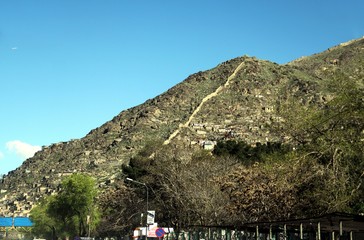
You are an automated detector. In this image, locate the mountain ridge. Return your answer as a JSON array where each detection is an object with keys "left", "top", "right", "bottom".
[{"left": 1, "top": 37, "right": 363, "bottom": 217}]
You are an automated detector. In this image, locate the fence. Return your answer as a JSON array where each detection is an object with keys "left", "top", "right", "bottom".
[
  {"left": 162, "top": 228, "right": 274, "bottom": 240},
  {"left": 158, "top": 212, "right": 364, "bottom": 240},
  {"left": 159, "top": 227, "right": 362, "bottom": 240}
]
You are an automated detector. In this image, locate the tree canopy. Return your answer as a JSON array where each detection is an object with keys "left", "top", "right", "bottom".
[{"left": 30, "top": 173, "right": 100, "bottom": 239}]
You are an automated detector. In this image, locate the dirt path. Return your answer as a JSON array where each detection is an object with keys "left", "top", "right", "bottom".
[{"left": 163, "top": 61, "right": 245, "bottom": 145}]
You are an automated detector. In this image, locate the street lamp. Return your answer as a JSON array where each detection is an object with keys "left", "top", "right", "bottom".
[{"left": 126, "top": 177, "right": 149, "bottom": 239}]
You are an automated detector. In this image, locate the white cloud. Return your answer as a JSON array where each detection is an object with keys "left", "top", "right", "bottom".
[{"left": 6, "top": 140, "right": 41, "bottom": 160}]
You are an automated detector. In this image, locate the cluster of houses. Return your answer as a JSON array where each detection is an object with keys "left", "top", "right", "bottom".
[
  {"left": 188, "top": 110, "right": 281, "bottom": 151},
  {"left": 0, "top": 170, "right": 77, "bottom": 217}
]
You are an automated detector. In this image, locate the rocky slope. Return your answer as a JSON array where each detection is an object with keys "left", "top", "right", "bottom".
[{"left": 1, "top": 37, "right": 363, "bottom": 216}]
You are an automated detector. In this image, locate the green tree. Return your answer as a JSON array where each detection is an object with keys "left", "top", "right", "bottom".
[
  {"left": 213, "top": 140, "right": 290, "bottom": 165},
  {"left": 30, "top": 196, "right": 59, "bottom": 240},
  {"left": 30, "top": 173, "right": 100, "bottom": 239}
]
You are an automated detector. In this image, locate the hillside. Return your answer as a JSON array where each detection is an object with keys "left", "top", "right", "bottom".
[{"left": 1, "top": 37, "right": 363, "bottom": 217}]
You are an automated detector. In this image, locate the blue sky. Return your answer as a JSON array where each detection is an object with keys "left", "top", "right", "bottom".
[{"left": 0, "top": 0, "right": 363, "bottom": 175}]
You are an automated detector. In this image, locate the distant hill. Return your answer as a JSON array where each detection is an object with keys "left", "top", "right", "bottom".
[{"left": 1, "top": 37, "right": 363, "bottom": 216}]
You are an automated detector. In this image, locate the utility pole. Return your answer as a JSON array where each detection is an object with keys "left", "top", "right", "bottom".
[{"left": 126, "top": 178, "right": 149, "bottom": 239}]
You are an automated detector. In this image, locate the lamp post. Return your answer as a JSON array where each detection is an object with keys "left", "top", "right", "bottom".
[{"left": 126, "top": 177, "right": 149, "bottom": 239}]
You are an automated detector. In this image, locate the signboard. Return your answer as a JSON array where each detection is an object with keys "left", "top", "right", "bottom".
[
  {"left": 155, "top": 228, "right": 165, "bottom": 238},
  {"left": 134, "top": 225, "right": 174, "bottom": 238},
  {"left": 147, "top": 224, "right": 158, "bottom": 238},
  {"left": 147, "top": 210, "right": 155, "bottom": 224}
]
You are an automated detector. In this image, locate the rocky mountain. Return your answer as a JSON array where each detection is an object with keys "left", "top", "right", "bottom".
[{"left": 1, "top": 37, "right": 363, "bottom": 217}]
